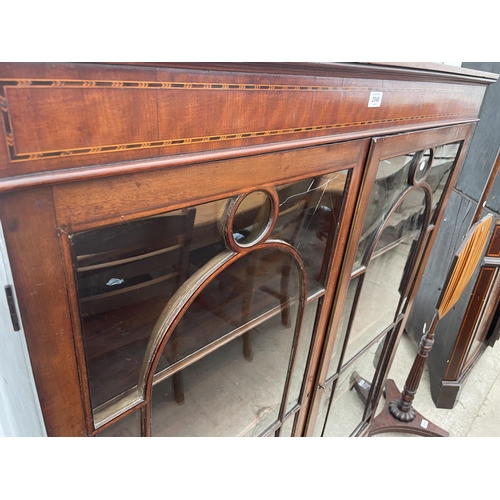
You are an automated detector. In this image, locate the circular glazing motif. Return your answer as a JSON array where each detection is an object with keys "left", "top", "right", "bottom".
[
  {"left": 222, "top": 189, "right": 278, "bottom": 251},
  {"left": 412, "top": 149, "right": 433, "bottom": 184}
]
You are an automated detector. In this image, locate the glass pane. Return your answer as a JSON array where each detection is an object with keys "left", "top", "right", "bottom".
[
  {"left": 323, "top": 335, "right": 386, "bottom": 437},
  {"left": 155, "top": 247, "right": 300, "bottom": 373},
  {"left": 344, "top": 188, "right": 426, "bottom": 363},
  {"left": 73, "top": 199, "right": 228, "bottom": 410},
  {"left": 286, "top": 300, "right": 319, "bottom": 412},
  {"left": 151, "top": 295, "right": 300, "bottom": 437},
  {"left": 280, "top": 415, "right": 296, "bottom": 437},
  {"left": 354, "top": 153, "right": 417, "bottom": 269},
  {"left": 273, "top": 171, "right": 349, "bottom": 295},
  {"left": 312, "top": 382, "right": 333, "bottom": 437},
  {"left": 427, "top": 143, "right": 460, "bottom": 217},
  {"left": 73, "top": 170, "right": 349, "bottom": 416},
  {"left": 326, "top": 276, "right": 360, "bottom": 380},
  {"left": 96, "top": 410, "right": 141, "bottom": 437},
  {"left": 414, "top": 149, "right": 432, "bottom": 183}
]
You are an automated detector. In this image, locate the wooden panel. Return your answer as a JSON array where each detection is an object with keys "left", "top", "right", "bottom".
[
  {"left": 6, "top": 87, "right": 158, "bottom": 154},
  {"left": 0, "top": 63, "right": 161, "bottom": 177},
  {"left": 124, "top": 62, "right": 500, "bottom": 83},
  {"left": 486, "top": 224, "right": 500, "bottom": 257},
  {"left": 444, "top": 266, "right": 497, "bottom": 380},
  {"left": 53, "top": 139, "right": 369, "bottom": 232},
  {"left": 0, "top": 63, "right": 487, "bottom": 178},
  {"left": 0, "top": 187, "right": 87, "bottom": 436},
  {"left": 375, "top": 122, "right": 472, "bottom": 160}
]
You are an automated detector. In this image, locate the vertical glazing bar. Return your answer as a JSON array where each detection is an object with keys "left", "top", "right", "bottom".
[
  {"left": 140, "top": 403, "right": 150, "bottom": 437},
  {"left": 361, "top": 329, "right": 393, "bottom": 421},
  {"left": 320, "top": 379, "right": 337, "bottom": 437},
  {"left": 274, "top": 245, "right": 308, "bottom": 427},
  {"left": 335, "top": 272, "right": 366, "bottom": 371}
]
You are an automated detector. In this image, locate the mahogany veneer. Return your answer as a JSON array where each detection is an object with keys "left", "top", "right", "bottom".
[{"left": 0, "top": 63, "right": 497, "bottom": 437}]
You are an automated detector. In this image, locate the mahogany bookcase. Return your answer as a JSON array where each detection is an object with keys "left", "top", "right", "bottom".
[{"left": 0, "top": 62, "right": 497, "bottom": 436}]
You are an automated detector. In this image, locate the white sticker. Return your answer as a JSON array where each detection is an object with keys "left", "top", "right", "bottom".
[
  {"left": 368, "top": 91, "right": 383, "bottom": 108},
  {"left": 420, "top": 419, "right": 429, "bottom": 429}
]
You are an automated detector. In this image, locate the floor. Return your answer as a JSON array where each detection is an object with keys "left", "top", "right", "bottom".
[
  {"left": 373, "top": 331, "right": 500, "bottom": 437},
  {"left": 97, "top": 306, "right": 500, "bottom": 437}
]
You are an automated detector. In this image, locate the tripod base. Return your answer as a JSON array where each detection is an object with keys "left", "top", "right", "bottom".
[{"left": 368, "top": 379, "right": 449, "bottom": 437}]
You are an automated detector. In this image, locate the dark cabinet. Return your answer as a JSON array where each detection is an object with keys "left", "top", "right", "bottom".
[
  {"left": 434, "top": 219, "right": 500, "bottom": 408},
  {"left": 0, "top": 62, "right": 496, "bottom": 436}
]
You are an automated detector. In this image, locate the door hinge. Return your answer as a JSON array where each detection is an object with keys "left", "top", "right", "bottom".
[{"left": 5, "top": 285, "right": 20, "bottom": 331}]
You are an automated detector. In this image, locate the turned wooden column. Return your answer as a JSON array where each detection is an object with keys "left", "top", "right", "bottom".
[{"left": 389, "top": 315, "right": 438, "bottom": 421}]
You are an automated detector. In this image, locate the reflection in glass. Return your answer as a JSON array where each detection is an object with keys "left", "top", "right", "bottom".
[
  {"left": 73, "top": 200, "right": 225, "bottom": 409},
  {"left": 286, "top": 301, "right": 319, "bottom": 412},
  {"left": 233, "top": 190, "right": 272, "bottom": 246},
  {"left": 427, "top": 143, "right": 460, "bottom": 215},
  {"left": 280, "top": 415, "right": 296, "bottom": 437},
  {"left": 414, "top": 149, "right": 432, "bottom": 183},
  {"left": 274, "top": 171, "right": 349, "bottom": 295},
  {"left": 354, "top": 154, "right": 417, "bottom": 269},
  {"left": 316, "top": 143, "right": 460, "bottom": 437},
  {"left": 326, "top": 276, "right": 360, "bottom": 380},
  {"left": 155, "top": 247, "right": 300, "bottom": 375},
  {"left": 344, "top": 189, "right": 426, "bottom": 363},
  {"left": 312, "top": 382, "right": 333, "bottom": 437},
  {"left": 72, "top": 170, "right": 349, "bottom": 427},
  {"left": 151, "top": 303, "right": 299, "bottom": 437},
  {"left": 323, "top": 335, "right": 386, "bottom": 437}
]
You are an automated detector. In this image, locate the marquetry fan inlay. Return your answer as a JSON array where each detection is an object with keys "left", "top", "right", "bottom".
[{"left": 437, "top": 214, "right": 493, "bottom": 319}]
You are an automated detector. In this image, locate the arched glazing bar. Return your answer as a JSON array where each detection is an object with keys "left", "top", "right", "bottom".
[
  {"left": 88, "top": 187, "right": 310, "bottom": 436},
  {"left": 139, "top": 240, "right": 308, "bottom": 436},
  {"left": 330, "top": 182, "right": 433, "bottom": 379}
]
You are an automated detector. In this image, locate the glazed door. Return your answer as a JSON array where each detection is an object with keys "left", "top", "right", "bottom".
[
  {"left": 53, "top": 140, "right": 369, "bottom": 436},
  {"left": 307, "top": 123, "right": 476, "bottom": 437}
]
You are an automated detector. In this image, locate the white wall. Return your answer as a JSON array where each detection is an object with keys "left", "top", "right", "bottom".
[{"left": 0, "top": 220, "right": 46, "bottom": 437}]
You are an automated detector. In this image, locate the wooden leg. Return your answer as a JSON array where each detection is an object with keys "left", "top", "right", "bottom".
[
  {"left": 349, "top": 371, "right": 371, "bottom": 405},
  {"left": 368, "top": 379, "right": 449, "bottom": 437},
  {"left": 172, "top": 371, "right": 185, "bottom": 405},
  {"left": 389, "top": 329, "right": 435, "bottom": 422},
  {"left": 243, "top": 332, "right": 253, "bottom": 361}
]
